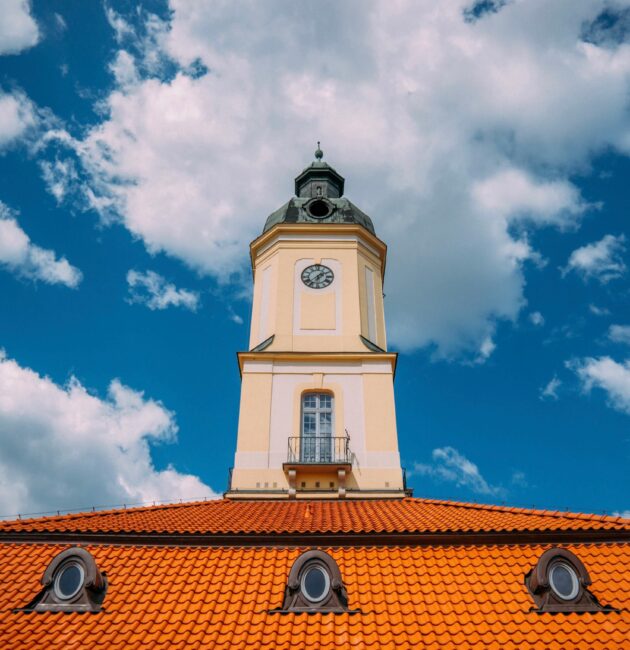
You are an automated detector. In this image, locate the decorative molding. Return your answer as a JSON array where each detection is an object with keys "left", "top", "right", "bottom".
[{"left": 237, "top": 351, "right": 398, "bottom": 377}]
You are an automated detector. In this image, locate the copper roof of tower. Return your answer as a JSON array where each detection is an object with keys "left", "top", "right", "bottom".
[{"left": 263, "top": 146, "right": 376, "bottom": 235}]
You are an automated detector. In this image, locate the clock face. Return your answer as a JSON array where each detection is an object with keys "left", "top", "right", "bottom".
[{"left": 301, "top": 264, "right": 334, "bottom": 289}]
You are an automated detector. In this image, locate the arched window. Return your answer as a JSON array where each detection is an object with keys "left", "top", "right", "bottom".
[{"left": 301, "top": 393, "right": 333, "bottom": 462}]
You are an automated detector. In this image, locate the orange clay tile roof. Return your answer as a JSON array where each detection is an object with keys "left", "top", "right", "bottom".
[
  {"left": 0, "top": 541, "right": 628, "bottom": 649},
  {"left": 0, "top": 497, "right": 628, "bottom": 535}
]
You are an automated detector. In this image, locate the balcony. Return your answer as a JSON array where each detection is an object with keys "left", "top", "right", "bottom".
[
  {"left": 284, "top": 436, "right": 352, "bottom": 499},
  {"left": 286, "top": 436, "right": 352, "bottom": 465}
]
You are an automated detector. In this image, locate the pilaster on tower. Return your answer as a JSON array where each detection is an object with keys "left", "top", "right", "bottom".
[{"left": 227, "top": 147, "right": 406, "bottom": 499}]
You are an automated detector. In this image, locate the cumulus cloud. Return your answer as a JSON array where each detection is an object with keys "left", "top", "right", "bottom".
[
  {"left": 608, "top": 324, "right": 630, "bottom": 345},
  {"left": 0, "top": 202, "right": 82, "bottom": 287},
  {"left": 0, "top": 0, "right": 39, "bottom": 55},
  {"left": 0, "top": 351, "right": 216, "bottom": 516},
  {"left": 413, "top": 446, "right": 504, "bottom": 497},
  {"left": 0, "top": 91, "right": 36, "bottom": 149},
  {"left": 540, "top": 375, "right": 561, "bottom": 401},
  {"left": 529, "top": 311, "right": 545, "bottom": 326},
  {"left": 471, "top": 169, "right": 588, "bottom": 228},
  {"left": 562, "top": 234, "right": 626, "bottom": 283},
  {"left": 571, "top": 355, "right": 630, "bottom": 415},
  {"left": 126, "top": 269, "right": 200, "bottom": 311},
  {"left": 50, "top": 0, "right": 630, "bottom": 357}
]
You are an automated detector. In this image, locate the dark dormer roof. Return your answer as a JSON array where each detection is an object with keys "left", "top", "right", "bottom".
[{"left": 263, "top": 149, "right": 376, "bottom": 235}]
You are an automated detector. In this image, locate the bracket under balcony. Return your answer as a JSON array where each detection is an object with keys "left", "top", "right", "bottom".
[{"left": 283, "top": 436, "right": 352, "bottom": 499}]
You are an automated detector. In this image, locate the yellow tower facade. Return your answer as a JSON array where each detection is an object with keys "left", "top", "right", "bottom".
[{"left": 228, "top": 149, "right": 405, "bottom": 499}]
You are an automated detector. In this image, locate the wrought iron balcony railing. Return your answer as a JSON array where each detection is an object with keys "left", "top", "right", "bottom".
[{"left": 287, "top": 436, "right": 352, "bottom": 465}]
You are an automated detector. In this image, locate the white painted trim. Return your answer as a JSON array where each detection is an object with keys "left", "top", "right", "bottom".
[
  {"left": 258, "top": 266, "right": 272, "bottom": 344},
  {"left": 242, "top": 361, "right": 274, "bottom": 373},
  {"left": 241, "top": 360, "right": 393, "bottom": 375},
  {"left": 259, "top": 233, "right": 381, "bottom": 258},
  {"left": 365, "top": 266, "right": 376, "bottom": 342}
]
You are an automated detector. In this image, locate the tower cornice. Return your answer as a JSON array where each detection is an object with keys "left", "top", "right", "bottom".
[
  {"left": 236, "top": 350, "right": 398, "bottom": 378},
  {"left": 250, "top": 223, "right": 388, "bottom": 280}
]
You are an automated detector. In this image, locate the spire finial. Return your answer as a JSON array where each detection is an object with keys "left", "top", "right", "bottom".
[{"left": 315, "top": 141, "right": 323, "bottom": 160}]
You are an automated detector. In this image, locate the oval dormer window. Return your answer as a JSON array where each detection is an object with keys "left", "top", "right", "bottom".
[
  {"left": 549, "top": 562, "right": 579, "bottom": 601},
  {"left": 306, "top": 198, "right": 333, "bottom": 219},
  {"left": 54, "top": 561, "right": 85, "bottom": 600},
  {"left": 301, "top": 565, "right": 330, "bottom": 603},
  {"left": 276, "top": 549, "right": 352, "bottom": 613}
]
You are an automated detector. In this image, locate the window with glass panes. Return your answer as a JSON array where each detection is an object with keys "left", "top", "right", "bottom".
[{"left": 301, "top": 393, "right": 333, "bottom": 462}]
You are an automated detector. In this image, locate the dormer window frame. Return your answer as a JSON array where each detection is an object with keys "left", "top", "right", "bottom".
[
  {"left": 17, "top": 547, "right": 107, "bottom": 613},
  {"left": 525, "top": 547, "right": 618, "bottom": 613},
  {"left": 273, "top": 549, "right": 357, "bottom": 614}
]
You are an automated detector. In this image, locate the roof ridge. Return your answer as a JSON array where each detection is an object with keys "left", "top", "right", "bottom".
[
  {"left": 0, "top": 497, "right": 222, "bottom": 525},
  {"left": 1, "top": 496, "right": 627, "bottom": 530},
  {"left": 413, "top": 497, "right": 628, "bottom": 524}
]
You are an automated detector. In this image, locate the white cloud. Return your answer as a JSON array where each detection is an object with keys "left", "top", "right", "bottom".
[
  {"left": 40, "top": 158, "right": 79, "bottom": 203},
  {"left": 589, "top": 303, "right": 610, "bottom": 316},
  {"left": 571, "top": 355, "right": 630, "bottom": 415},
  {"left": 54, "top": 0, "right": 630, "bottom": 357},
  {"left": 0, "top": 0, "right": 39, "bottom": 55},
  {"left": 474, "top": 336, "right": 496, "bottom": 364},
  {"left": 472, "top": 169, "right": 588, "bottom": 228},
  {"left": 0, "top": 202, "right": 82, "bottom": 287},
  {"left": 227, "top": 306, "right": 244, "bottom": 325},
  {"left": 0, "top": 351, "right": 217, "bottom": 516},
  {"left": 510, "top": 470, "right": 528, "bottom": 488},
  {"left": 105, "top": 6, "right": 137, "bottom": 45},
  {"left": 540, "top": 375, "right": 561, "bottom": 401},
  {"left": 0, "top": 91, "right": 36, "bottom": 149},
  {"left": 562, "top": 234, "right": 626, "bottom": 283},
  {"left": 529, "top": 311, "right": 545, "bottom": 326},
  {"left": 126, "top": 269, "right": 199, "bottom": 311},
  {"left": 608, "top": 324, "right": 630, "bottom": 345},
  {"left": 54, "top": 13, "right": 67, "bottom": 32},
  {"left": 413, "top": 446, "right": 504, "bottom": 497},
  {"left": 613, "top": 510, "right": 630, "bottom": 519}
]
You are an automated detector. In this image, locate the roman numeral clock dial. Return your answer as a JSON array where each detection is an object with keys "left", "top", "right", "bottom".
[{"left": 301, "top": 264, "right": 334, "bottom": 289}]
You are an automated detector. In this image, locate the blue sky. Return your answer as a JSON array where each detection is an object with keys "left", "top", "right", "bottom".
[{"left": 0, "top": 0, "right": 629, "bottom": 517}]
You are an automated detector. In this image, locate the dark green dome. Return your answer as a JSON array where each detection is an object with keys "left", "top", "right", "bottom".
[{"left": 262, "top": 153, "right": 375, "bottom": 235}]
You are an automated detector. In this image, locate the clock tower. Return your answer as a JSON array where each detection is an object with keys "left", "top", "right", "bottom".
[{"left": 227, "top": 147, "right": 406, "bottom": 499}]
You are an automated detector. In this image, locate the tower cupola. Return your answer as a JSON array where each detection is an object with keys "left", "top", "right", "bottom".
[
  {"left": 294, "top": 143, "right": 345, "bottom": 198},
  {"left": 263, "top": 145, "right": 375, "bottom": 234}
]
